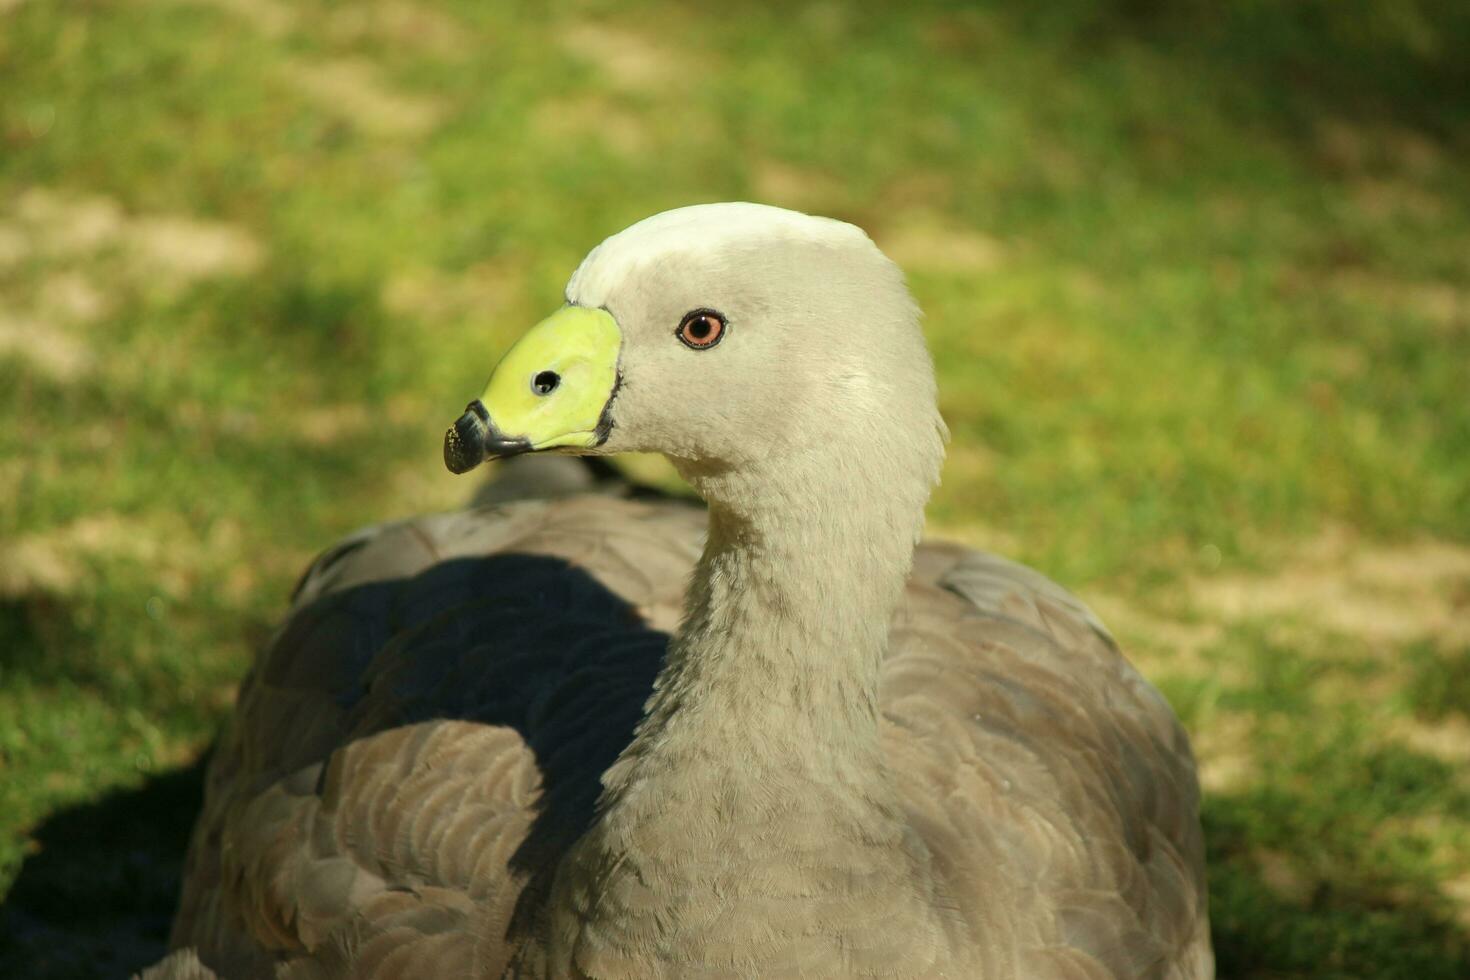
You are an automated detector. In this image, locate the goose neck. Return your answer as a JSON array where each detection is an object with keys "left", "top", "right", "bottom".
[
  {"left": 651, "top": 459, "right": 922, "bottom": 763},
  {"left": 535, "top": 456, "right": 955, "bottom": 975}
]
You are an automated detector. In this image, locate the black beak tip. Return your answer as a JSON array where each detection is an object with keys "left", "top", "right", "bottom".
[
  {"left": 444, "top": 401, "right": 535, "bottom": 474},
  {"left": 444, "top": 419, "right": 482, "bottom": 474}
]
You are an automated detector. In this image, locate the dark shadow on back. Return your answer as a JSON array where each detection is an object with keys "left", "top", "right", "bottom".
[
  {"left": 224, "top": 550, "right": 669, "bottom": 947},
  {"left": 4, "top": 550, "right": 670, "bottom": 977}
]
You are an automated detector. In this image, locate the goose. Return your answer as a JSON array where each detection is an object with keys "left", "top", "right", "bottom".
[{"left": 141, "top": 203, "right": 1212, "bottom": 979}]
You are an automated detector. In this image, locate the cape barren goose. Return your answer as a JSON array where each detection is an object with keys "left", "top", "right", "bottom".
[{"left": 142, "top": 203, "right": 1212, "bottom": 979}]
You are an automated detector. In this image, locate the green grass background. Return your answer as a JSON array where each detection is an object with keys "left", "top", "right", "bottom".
[{"left": 2, "top": 0, "right": 1468, "bottom": 976}]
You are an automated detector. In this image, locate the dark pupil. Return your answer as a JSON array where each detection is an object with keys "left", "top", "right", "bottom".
[
  {"left": 688, "top": 318, "right": 712, "bottom": 340},
  {"left": 533, "top": 370, "right": 560, "bottom": 394}
]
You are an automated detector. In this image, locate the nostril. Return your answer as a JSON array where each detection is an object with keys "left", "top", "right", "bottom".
[{"left": 531, "top": 370, "right": 560, "bottom": 396}]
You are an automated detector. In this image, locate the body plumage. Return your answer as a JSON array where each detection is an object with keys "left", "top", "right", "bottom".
[{"left": 144, "top": 204, "right": 1211, "bottom": 979}]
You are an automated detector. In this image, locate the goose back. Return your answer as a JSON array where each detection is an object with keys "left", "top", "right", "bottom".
[{"left": 159, "top": 493, "right": 1209, "bottom": 978}]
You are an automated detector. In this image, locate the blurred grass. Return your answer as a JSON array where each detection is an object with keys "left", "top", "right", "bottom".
[{"left": 1, "top": 0, "right": 1468, "bottom": 976}]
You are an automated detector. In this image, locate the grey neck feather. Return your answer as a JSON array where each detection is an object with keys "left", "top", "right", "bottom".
[
  {"left": 644, "top": 452, "right": 920, "bottom": 767},
  {"left": 541, "top": 446, "right": 954, "bottom": 972}
]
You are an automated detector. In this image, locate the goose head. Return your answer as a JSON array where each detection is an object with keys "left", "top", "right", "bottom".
[{"left": 445, "top": 203, "right": 945, "bottom": 499}]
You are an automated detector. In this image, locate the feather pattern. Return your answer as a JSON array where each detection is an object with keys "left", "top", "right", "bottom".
[{"left": 153, "top": 492, "right": 1209, "bottom": 979}]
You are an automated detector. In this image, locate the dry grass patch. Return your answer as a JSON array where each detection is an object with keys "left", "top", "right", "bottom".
[
  {"left": 556, "top": 21, "right": 679, "bottom": 93},
  {"left": 749, "top": 159, "right": 850, "bottom": 216},
  {"left": 13, "top": 189, "right": 125, "bottom": 258},
  {"left": 291, "top": 403, "right": 373, "bottom": 447},
  {"left": 128, "top": 216, "right": 262, "bottom": 284},
  {"left": 0, "top": 225, "right": 29, "bottom": 266},
  {"left": 326, "top": 1, "right": 469, "bottom": 57},
  {"left": 0, "top": 191, "right": 261, "bottom": 385},
  {"left": 289, "top": 392, "right": 424, "bottom": 448},
  {"left": 877, "top": 171, "right": 956, "bottom": 214},
  {"left": 875, "top": 212, "right": 1006, "bottom": 276},
  {"left": 0, "top": 513, "right": 250, "bottom": 599},
  {"left": 1192, "top": 711, "right": 1259, "bottom": 794},
  {"left": 283, "top": 58, "right": 443, "bottom": 137},
  {"left": 1391, "top": 716, "right": 1470, "bottom": 766},
  {"left": 381, "top": 259, "right": 525, "bottom": 326},
  {"left": 169, "top": 0, "right": 292, "bottom": 36},
  {"left": 5, "top": 188, "right": 262, "bottom": 284},
  {"left": 36, "top": 272, "right": 109, "bottom": 325},
  {"left": 0, "top": 315, "right": 93, "bottom": 382},
  {"left": 1329, "top": 270, "right": 1468, "bottom": 332},
  {"left": 1349, "top": 176, "right": 1448, "bottom": 223},
  {"left": 532, "top": 95, "right": 651, "bottom": 157},
  {"left": 1252, "top": 847, "right": 1317, "bottom": 904},
  {"left": 1314, "top": 117, "right": 1445, "bottom": 177},
  {"left": 1446, "top": 873, "right": 1470, "bottom": 929},
  {"left": 1193, "top": 527, "right": 1470, "bottom": 648}
]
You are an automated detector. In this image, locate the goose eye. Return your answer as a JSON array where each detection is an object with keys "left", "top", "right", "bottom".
[{"left": 676, "top": 310, "right": 726, "bottom": 350}]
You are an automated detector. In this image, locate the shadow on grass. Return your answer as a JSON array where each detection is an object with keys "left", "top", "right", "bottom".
[
  {"left": 0, "top": 594, "right": 111, "bottom": 692},
  {"left": 0, "top": 758, "right": 205, "bottom": 980},
  {"left": 970, "top": 0, "right": 1470, "bottom": 134},
  {"left": 1206, "top": 792, "right": 1470, "bottom": 978}
]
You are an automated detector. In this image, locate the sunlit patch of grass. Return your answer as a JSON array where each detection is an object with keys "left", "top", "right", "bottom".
[{"left": 1176, "top": 624, "right": 1470, "bottom": 976}]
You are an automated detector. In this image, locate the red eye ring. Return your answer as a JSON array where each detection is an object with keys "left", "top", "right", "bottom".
[{"left": 676, "top": 310, "right": 726, "bottom": 350}]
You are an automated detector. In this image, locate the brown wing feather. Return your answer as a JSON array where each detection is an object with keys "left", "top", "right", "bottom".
[
  {"left": 884, "top": 547, "right": 1211, "bottom": 978},
  {"left": 163, "top": 496, "right": 1208, "bottom": 979},
  {"left": 168, "top": 497, "right": 704, "bottom": 978}
]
